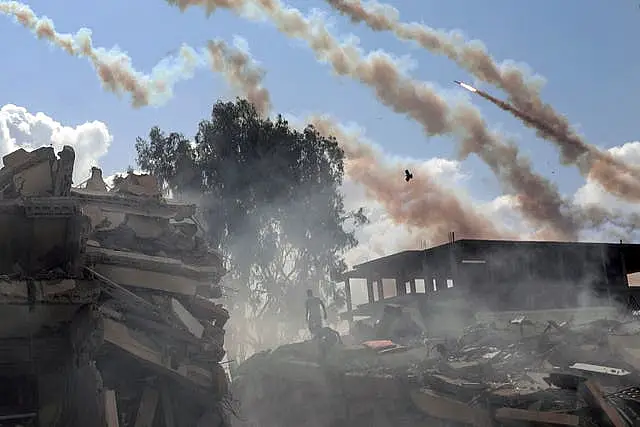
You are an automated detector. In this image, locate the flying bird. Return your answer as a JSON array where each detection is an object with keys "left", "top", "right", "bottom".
[{"left": 405, "top": 169, "right": 413, "bottom": 182}]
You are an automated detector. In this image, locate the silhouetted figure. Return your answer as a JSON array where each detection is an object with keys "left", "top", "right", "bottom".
[
  {"left": 305, "top": 289, "right": 327, "bottom": 335},
  {"left": 405, "top": 169, "right": 413, "bottom": 182}
]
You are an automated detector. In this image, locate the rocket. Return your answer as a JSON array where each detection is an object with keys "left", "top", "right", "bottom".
[
  {"left": 453, "top": 80, "right": 556, "bottom": 136},
  {"left": 454, "top": 79, "right": 513, "bottom": 112},
  {"left": 453, "top": 80, "right": 477, "bottom": 93}
]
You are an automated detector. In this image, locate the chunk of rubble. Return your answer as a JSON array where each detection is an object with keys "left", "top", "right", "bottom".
[{"left": 0, "top": 147, "right": 231, "bottom": 426}]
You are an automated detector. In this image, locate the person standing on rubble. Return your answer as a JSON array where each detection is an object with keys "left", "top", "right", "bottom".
[{"left": 305, "top": 289, "right": 327, "bottom": 335}]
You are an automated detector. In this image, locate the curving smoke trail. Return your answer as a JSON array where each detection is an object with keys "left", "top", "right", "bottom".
[
  {"left": 164, "top": 0, "right": 581, "bottom": 240},
  {"left": 196, "top": 24, "right": 640, "bottom": 241},
  {"left": 322, "top": 0, "right": 640, "bottom": 202},
  {"left": 5, "top": 0, "right": 633, "bottom": 239},
  {"left": 0, "top": 0, "right": 514, "bottom": 241},
  {"left": 207, "top": 38, "right": 271, "bottom": 115},
  {"left": 0, "top": 1, "right": 270, "bottom": 111},
  {"left": 0, "top": 1, "right": 207, "bottom": 107},
  {"left": 309, "top": 116, "right": 515, "bottom": 243},
  {"left": 202, "top": 34, "right": 511, "bottom": 241}
]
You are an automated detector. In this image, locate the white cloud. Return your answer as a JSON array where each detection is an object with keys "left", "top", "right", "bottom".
[
  {"left": 341, "top": 156, "right": 525, "bottom": 267},
  {"left": 570, "top": 141, "right": 640, "bottom": 243},
  {"left": 0, "top": 104, "right": 113, "bottom": 183},
  {"left": 574, "top": 141, "right": 640, "bottom": 213}
]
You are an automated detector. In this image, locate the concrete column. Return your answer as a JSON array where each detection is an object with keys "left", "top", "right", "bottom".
[
  {"left": 409, "top": 279, "right": 417, "bottom": 294},
  {"left": 395, "top": 276, "right": 407, "bottom": 296},
  {"left": 366, "top": 278, "right": 374, "bottom": 303},
  {"left": 377, "top": 279, "right": 385, "bottom": 300},
  {"left": 344, "top": 278, "right": 353, "bottom": 322},
  {"left": 104, "top": 390, "right": 120, "bottom": 427}
]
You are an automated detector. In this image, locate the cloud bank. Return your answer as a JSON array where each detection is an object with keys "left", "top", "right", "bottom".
[{"left": 0, "top": 104, "right": 112, "bottom": 183}]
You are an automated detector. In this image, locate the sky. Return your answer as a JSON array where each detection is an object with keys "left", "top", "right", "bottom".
[{"left": 1, "top": 0, "right": 640, "bottom": 267}]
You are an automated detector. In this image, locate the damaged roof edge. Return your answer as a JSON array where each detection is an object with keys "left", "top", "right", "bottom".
[{"left": 347, "top": 239, "right": 640, "bottom": 278}]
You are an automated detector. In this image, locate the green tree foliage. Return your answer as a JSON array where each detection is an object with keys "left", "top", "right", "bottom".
[{"left": 135, "top": 99, "right": 365, "bottom": 354}]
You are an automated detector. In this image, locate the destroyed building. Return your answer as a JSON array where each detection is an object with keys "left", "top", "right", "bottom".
[
  {"left": 234, "top": 240, "right": 640, "bottom": 427},
  {"left": 0, "top": 146, "right": 230, "bottom": 427},
  {"left": 339, "top": 239, "right": 640, "bottom": 330}
]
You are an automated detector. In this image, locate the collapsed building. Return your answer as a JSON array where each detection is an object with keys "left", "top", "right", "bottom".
[
  {"left": 340, "top": 238, "right": 640, "bottom": 334},
  {"left": 0, "top": 146, "right": 230, "bottom": 426},
  {"left": 234, "top": 239, "right": 640, "bottom": 426}
]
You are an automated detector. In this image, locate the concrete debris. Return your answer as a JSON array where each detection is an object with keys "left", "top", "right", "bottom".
[
  {"left": 233, "top": 306, "right": 640, "bottom": 426},
  {"left": 0, "top": 146, "right": 231, "bottom": 427}
]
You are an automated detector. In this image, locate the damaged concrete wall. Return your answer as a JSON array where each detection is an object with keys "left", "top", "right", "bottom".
[
  {"left": 77, "top": 168, "right": 231, "bottom": 427},
  {"left": 0, "top": 147, "right": 231, "bottom": 427}
]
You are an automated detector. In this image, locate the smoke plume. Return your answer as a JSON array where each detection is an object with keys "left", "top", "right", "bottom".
[
  {"left": 0, "top": 1, "right": 269, "bottom": 111},
  {"left": 460, "top": 84, "right": 640, "bottom": 201},
  {"left": 203, "top": 34, "right": 509, "bottom": 241},
  {"left": 323, "top": 0, "right": 640, "bottom": 201},
  {"left": 165, "top": 0, "right": 583, "bottom": 239},
  {"left": 0, "top": 1, "right": 209, "bottom": 107},
  {"left": 310, "top": 116, "right": 514, "bottom": 243},
  {"left": 207, "top": 38, "right": 272, "bottom": 116}
]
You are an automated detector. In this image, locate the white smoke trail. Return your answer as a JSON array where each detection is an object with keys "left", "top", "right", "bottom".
[{"left": 0, "top": 1, "right": 270, "bottom": 110}]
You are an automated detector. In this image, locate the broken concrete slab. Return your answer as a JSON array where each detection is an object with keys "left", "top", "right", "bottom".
[
  {"left": 494, "top": 407, "right": 579, "bottom": 425},
  {"left": 410, "top": 388, "right": 492, "bottom": 426},
  {"left": 171, "top": 298, "right": 204, "bottom": 339},
  {"left": 579, "top": 379, "right": 628, "bottom": 427}
]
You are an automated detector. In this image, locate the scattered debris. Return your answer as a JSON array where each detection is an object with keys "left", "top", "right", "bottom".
[{"left": 233, "top": 308, "right": 640, "bottom": 426}]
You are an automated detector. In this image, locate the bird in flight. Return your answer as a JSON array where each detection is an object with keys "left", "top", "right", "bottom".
[{"left": 405, "top": 169, "right": 413, "bottom": 182}]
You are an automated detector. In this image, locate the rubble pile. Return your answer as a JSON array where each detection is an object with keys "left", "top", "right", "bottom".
[
  {"left": 233, "top": 312, "right": 640, "bottom": 426},
  {"left": 0, "top": 146, "right": 231, "bottom": 426}
]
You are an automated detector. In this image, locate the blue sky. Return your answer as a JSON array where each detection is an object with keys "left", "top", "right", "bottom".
[{"left": 1, "top": 0, "right": 639, "bottom": 204}]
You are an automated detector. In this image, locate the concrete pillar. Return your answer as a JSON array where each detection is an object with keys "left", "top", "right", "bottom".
[
  {"left": 344, "top": 278, "right": 353, "bottom": 322},
  {"left": 377, "top": 279, "right": 384, "bottom": 300},
  {"left": 366, "top": 278, "right": 374, "bottom": 303},
  {"left": 395, "top": 276, "right": 407, "bottom": 296},
  {"left": 409, "top": 279, "right": 417, "bottom": 294}
]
